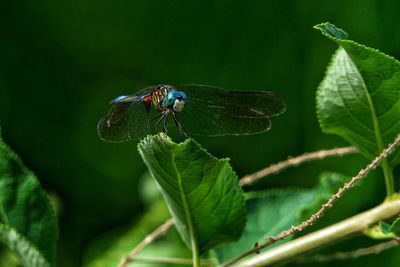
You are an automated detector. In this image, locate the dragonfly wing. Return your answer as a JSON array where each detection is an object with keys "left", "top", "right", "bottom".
[
  {"left": 97, "top": 96, "right": 150, "bottom": 142},
  {"left": 175, "top": 84, "right": 286, "bottom": 136}
]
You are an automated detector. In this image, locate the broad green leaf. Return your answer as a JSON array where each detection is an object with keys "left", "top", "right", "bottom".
[
  {"left": 213, "top": 173, "right": 344, "bottom": 263},
  {"left": 0, "top": 225, "right": 50, "bottom": 267},
  {"left": 138, "top": 134, "right": 246, "bottom": 253},
  {"left": 0, "top": 133, "right": 58, "bottom": 266},
  {"left": 315, "top": 22, "right": 400, "bottom": 166}
]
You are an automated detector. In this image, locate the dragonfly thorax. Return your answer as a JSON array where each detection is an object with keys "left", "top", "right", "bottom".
[{"left": 163, "top": 90, "right": 188, "bottom": 112}]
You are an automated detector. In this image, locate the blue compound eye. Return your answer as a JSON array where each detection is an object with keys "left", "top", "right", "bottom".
[
  {"left": 176, "top": 91, "right": 188, "bottom": 101},
  {"left": 172, "top": 91, "right": 187, "bottom": 112},
  {"left": 163, "top": 90, "right": 188, "bottom": 111}
]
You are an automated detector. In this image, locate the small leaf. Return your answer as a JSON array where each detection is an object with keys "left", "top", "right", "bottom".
[
  {"left": 389, "top": 216, "right": 400, "bottom": 235},
  {"left": 315, "top": 22, "right": 400, "bottom": 166},
  {"left": 138, "top": 134, "right": 246, "bottom": 253},
  {"left": 0, "top": 133, "right": 58, "bottom": 266},
  {"left": 379, "top": 221, "right": 392, "bottom": 235},
  {"left": 213, "top": 173, "right": 345, "bottom": 263},
  {"left": 0, "top": 224, "right": 50, "bottom": 267}
]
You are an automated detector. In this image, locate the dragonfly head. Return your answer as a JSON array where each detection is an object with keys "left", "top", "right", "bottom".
[{"left": 165, "top": 90, "right": 188, "bottom": 112}]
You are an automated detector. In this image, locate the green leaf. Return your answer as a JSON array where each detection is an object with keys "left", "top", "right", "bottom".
[
  {"left": 213, "top": 172, "right": 345, "bottom": 263},
  {"left": 376, "top": 218, "right": 400, "bottom": 238},
  {"left": 0, "top": 133, "right": 58, "bottom": 266},
  {"left": 315, "top": 22, "right": 400, "bottom": 166},
  {"left": 0, "top": 225, "right": 50, "bottom": 267},
  {"left": 138, "top": 134, "right": 246, "bottom": 254},
  {"left": 379, "top": 221, "right": 392, "bottom": 235},
  {"left": 389, "top": 216, "right": 400, "bottom": 235}
]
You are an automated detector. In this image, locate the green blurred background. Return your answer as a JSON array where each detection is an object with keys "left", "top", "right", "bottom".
[{"left": 1, "top": 0, "right": 400, "bottom": 266}]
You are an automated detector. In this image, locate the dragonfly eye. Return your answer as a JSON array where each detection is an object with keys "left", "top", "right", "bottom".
[
  {"left": 176, "top": 91, "right": 188, "bottom": 101},
  {"left": 172, "top": 91, "right": 187, "bottom": 112}
]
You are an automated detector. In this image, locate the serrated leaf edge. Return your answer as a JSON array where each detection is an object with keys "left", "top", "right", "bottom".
[{"left": 0, "top": 224, "right": 51, "bottom": 267}]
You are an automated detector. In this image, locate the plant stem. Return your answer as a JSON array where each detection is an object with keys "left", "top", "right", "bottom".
[
  {"left": 192, "top": 243, "right": 201, "bottom": 267},
  {"left": 357, "top": 63, "right": 396, "bottom": 197},
  {"left": 382, "top": 160, "right": 395, "bottom": 197},
  {"left": 131, "top": 256, "right": 214, "bottom": 265},
  {"left": 237, "top": 199, "right": 400, "bottom": 267},
  {"left": 116, "top": 219, "right": 174, "bottom": 267},
  {"left": 222, "top": 134, "right": 400, "bottom": 267},
  {"left": 296, "top": 239, "right": 400, "bottom": 263},
  {"left": 239, "top": 146, "right": 357, "bottom": 186}
]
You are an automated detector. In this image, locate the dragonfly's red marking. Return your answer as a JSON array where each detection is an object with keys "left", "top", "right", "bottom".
[{"left": 143, "top": 94, "right": 152, "bottom": 113}]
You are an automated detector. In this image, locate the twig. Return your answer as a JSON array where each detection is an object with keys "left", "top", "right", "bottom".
[
  {"left": 126, "top": 256, "right": 215, "bottom": 265},
  {"left": 238, "top": 201, "right": 400, "bottom": 266},
  {"left": 239, "top": 146, "right": 357, "bottom": 186},
  {"left": 297, "top": 239, "right": 400, "bottom": 263},
  {"left": 222, "top": 134, "right": 400, "bottom": 267},
  {"left": 116, "top": 219, "right": 174, "bottom": 267}
]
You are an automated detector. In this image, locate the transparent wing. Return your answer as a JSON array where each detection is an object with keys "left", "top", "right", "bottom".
[
  {"left": 97, "top": 86, "right": 155, "bottom": 143},
  {"left": 175, "top": 84, "right": 286, "bottom": 136}
]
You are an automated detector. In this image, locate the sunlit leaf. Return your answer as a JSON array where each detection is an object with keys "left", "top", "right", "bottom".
[
  {"left": 138, "top": 134, "right": 246, "bottom": 253},
  {"left": 315, "top": 22, "right": 400, "bottom": 166}
]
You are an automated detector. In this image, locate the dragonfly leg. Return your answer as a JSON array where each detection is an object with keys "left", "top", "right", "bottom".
[
  {"left": 151, "top": 113, "right": 163, "bottom": 133},
  {"left": 155, "top": 112, "right": 167, "bottom": 132},
  {"left": 163, "top": 112, "right": 169, "bottom": 133},
  {"left": 172, "top": 112, "right": 187, "bottom": 137}
]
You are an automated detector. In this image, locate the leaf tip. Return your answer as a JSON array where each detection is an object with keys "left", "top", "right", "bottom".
[{"left": 314, "top": 22, "right": 349, "bottom": 40}]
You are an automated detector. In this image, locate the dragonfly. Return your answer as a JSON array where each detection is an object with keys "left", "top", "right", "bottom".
[{"left": 97, "top": 84, "right": 286, "bottom": 143}]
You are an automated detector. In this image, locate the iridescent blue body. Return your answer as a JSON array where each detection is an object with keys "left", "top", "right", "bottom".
[{"left": 98, "top": 84, "right": 286, "bottom": 143}]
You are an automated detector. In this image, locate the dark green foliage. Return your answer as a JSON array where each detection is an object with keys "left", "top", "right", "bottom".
[{"left": 0, "top": 134, "right": 58, "bottom": 267}]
